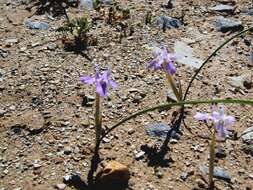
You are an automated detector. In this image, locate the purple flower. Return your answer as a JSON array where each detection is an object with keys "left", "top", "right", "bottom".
[
  {"left": 80, "top": 66, "right": 118, "bottom": 97},
  {"left": 147, "top": 47, "right": 176, "bottom": 74},
  {"left": 194, "top": 105, "right": 235, "bottom": 138}
]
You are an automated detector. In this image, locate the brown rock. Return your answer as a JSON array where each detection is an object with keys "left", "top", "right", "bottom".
[
  {"left": 21, "top": 110, "right": 45, "bottom": 133},
  {"left": 25, "top": 182, "right": 54, "bottom": 190},
  {"left": 6, "top": 10, "right": 30, "bottom": 26},
  {"left": 96, "top": 160, "right": 130, "bottom": 185}
]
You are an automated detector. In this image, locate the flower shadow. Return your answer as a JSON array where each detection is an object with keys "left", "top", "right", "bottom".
[{"left": 141, "top": 112, "right": 183, "bottom": 168}]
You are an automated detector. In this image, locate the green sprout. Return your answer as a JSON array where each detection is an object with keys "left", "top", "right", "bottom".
[{"left": 57, "top": 16, "right": 92, "bottom": 49}]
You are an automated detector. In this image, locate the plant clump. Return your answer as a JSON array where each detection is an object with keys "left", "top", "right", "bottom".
[{"left": 57, "top": 15, "right": 97, "bottom": 51}]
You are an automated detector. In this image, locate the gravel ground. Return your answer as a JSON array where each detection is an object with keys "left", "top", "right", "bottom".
[{"left": 0, "top": 0, "right": 253, "bottom": 189}]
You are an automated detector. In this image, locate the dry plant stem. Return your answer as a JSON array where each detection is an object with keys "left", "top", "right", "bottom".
[
  {"left": 95, "top": 93, "right": 102, "bottom": 147},
  {"left": 209, "top": 127, "right": 216, "bottom": 189},
  {"left": 165, "top": 72, "right": 181, "bottom": 101}
]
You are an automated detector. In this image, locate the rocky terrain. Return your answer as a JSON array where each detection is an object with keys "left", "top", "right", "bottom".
[{"left": 0, "top": 0, "right": 253, "bottom": 189}]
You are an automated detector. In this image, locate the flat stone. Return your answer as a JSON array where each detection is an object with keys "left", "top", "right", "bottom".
[
  {"left": 55, "top": 184, "right": 66, "bottom": 190},
  {"left": 79, "top": 0, "right": 93, "bottom": 10},
  {"left": 174, "top": 41, "right": 202, "bottom": 69},
  {"left": 210, "top": 4, "right": 234, "bottom": 13},
  {"left": 47, "top": 42, "right": 57, "bottom": 50},
  {"left": 215, "top": 16, "right": 243, "bottom": 32},
  {"left": 199, "top": 165, "right": 231, "bottom": 182},
  {"left": 146, "top": 123, "right": 180, "bottom": 139},
  {"left": 241, "top": 127, "right": 253, "bottom": 144},
  {"left": 25, "top": 20, "right": 49, "bottom": 30},
  {"left": 227, "top": 74, "right": 252, "bottom": 89},
  {"left": 157, "top": 16, "right": 181, "bottom": 29},
  {"left": 79, "top": 0, "right": 112, "bottom": 10},
  {"left": 135, "top": 151, "right": 145, "bottom": 160},
  {"left": 21, "top": 111, "right": 45, "bottom": 133},
  {"left": 5, "top": 38, "right": 19, "bottom": 44},
  {"left": 101, "top": 0, "right": 113, "bottom": 4}
]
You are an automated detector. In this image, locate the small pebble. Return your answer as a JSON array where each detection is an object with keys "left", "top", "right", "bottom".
[
  {"left": 55, "top": 183, "right": 66, "bottom": 190},
  {"left": 135, "top": 151, "right": 145, "bottom": 160}
]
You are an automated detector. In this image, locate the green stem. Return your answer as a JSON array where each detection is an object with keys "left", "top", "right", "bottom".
[
  {"left": 95, "top": 93, "right": 102, "bottom": 147},
  {"left": 209, "top": 127, "right": 216, "bottom": 189},
  {"left": 183, "top": 26, "right": 253, "bottom": 101},
  {"left": 103, "top": 99, "right": 253, "bottom": 139}
]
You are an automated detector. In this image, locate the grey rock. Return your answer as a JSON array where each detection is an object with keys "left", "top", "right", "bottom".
[
  {"left": 79, "top": 0, "right": 93, "bottom": 10},
  {"left": 157, "top": 16, "right": 181, "bottom": 29},
  {"left": 241, "top": 144, "right": 253, "bottom": 156},
  {"left": 215, "top": 147, "right": 226, "bottom": 158},
  {"left": 180, "top": 171, "right": 188, "bottom": 181},
  {"left": 227, "top": 74, "right": 252, "bottom": 89},
  {"left": 47, "top": 42, "right": 57, "bottom": 50},
  {"left": 0, "top": 69, "right": 5, "bottom": 81},
  {"left": 199, "top": 165, "right": 231, "bottom": 182},
  {"left": 25, "top": 20, "right": 49, "bottom": 30},
  {"left": 146, "top": 123, "right": 180, "bottom": 139},
  {"left": 210, "top": 4, "right": 234, "bottom": 13},
  {"left": 33, "top": 160, "right": 41, "bottom": 169},
  {"left": 0, "top": 48, "right": 9, "bottom": 58},
  {"left": 63, "top": 173, "right": 81, "bottom": 184},
  {"left": 241, "top": 127, "right": 253, "bottom": 144},
  {"left": 0, "top": 109, "right": 6, "bottom": 117},
  {"left": 174, "top": 41, "right": 202, "bottom": 69},
  {"left": 243, "top": 8, "right": 253, "bottom": 16},
  {"left": 79, "top": 0, "right": 112, "bottom": 10},
  {"left": 215, "top": 16, "right": 243, "bottom": 32},
  {"left": 101, "top": 0, "right": 113, "bottom": 5}
]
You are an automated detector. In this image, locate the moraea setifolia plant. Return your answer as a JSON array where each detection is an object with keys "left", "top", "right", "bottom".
[
  {"left": 194, "top": 105, "right": 235, "bottom": 188},
  {"left": 80, "top": 65, "right": 118, "bottom": 147},
  {"left": 147, "top": 46, "right": 182, "bottom": 101}
]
